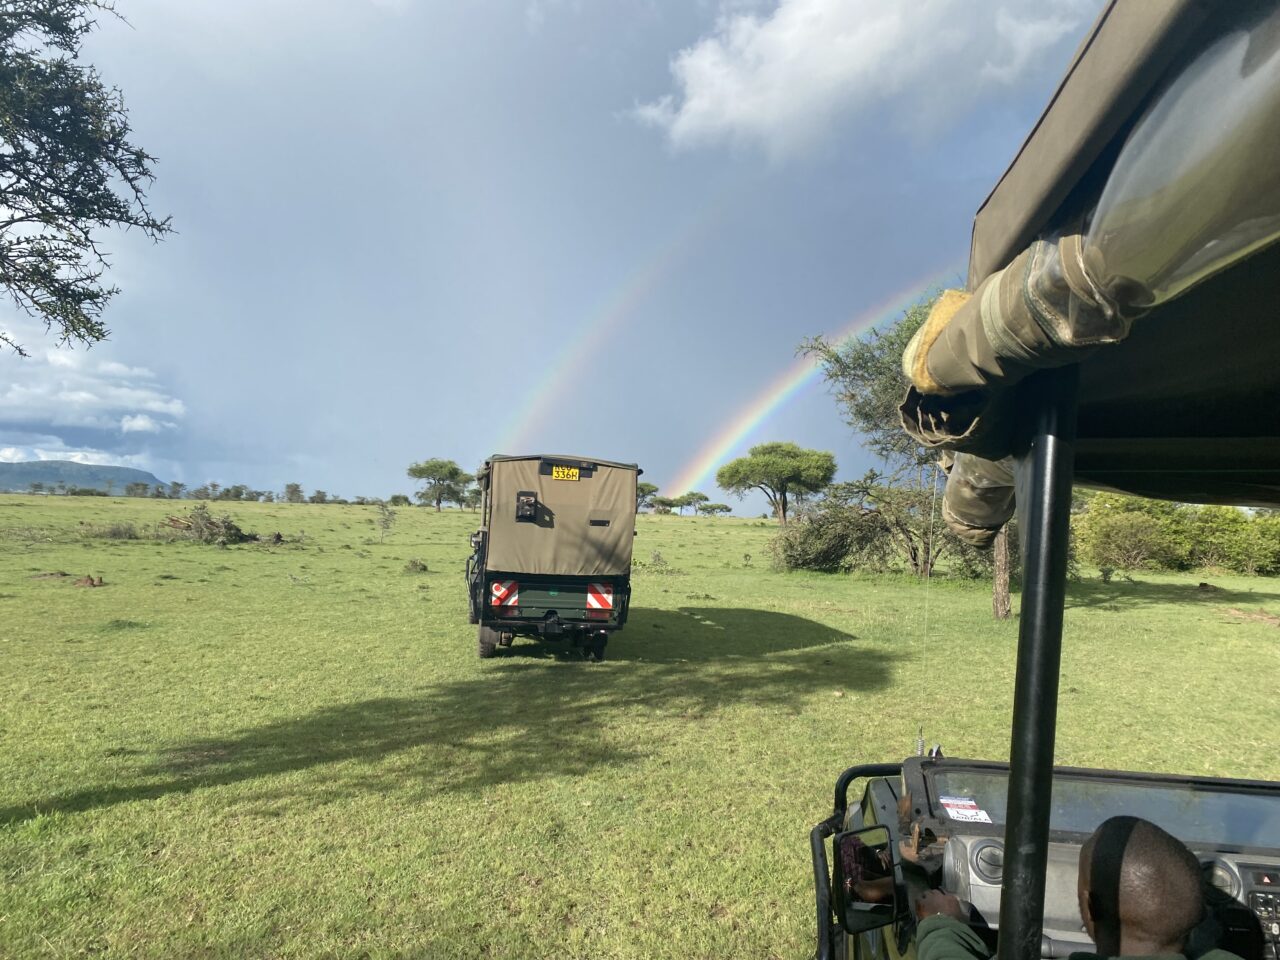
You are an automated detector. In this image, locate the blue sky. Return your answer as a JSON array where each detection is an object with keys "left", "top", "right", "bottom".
[{"left": 0, "top": 0, "right": 1101, "bottom": 509}]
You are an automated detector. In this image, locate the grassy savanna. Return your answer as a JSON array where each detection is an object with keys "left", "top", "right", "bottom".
[{"left": 2, "top": 496, "right": 1277, "bottom": 959}]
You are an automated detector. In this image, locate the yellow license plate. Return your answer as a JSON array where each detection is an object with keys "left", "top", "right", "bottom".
[{"left": 551, "top": 465, "right": 580, "bottom": 481}]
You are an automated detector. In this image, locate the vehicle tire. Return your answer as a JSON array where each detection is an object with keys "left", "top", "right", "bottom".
[
  {"left": 589, "top": 636, "right": 607, "bottom": 661},
  {"left": 478, "top": 624, "right": 501, "bottom": 658}
]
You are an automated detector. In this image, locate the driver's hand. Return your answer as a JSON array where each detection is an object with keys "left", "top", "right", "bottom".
[{"left": 915, "top": 889, "right": 965, "bottom": 921}]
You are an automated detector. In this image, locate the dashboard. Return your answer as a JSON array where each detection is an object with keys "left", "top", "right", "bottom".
[{"left": 882, "top": 758, "right": 1280, "bottom": 960}]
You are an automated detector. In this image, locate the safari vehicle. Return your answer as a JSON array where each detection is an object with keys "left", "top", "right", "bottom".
[
  {"left": 811, "top": 3, "right": 1280, "bottom": 960},
  {"left": 466, "top": 454, "right": 640, "bottom": 660}
]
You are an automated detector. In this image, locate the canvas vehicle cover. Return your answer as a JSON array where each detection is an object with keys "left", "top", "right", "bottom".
[
  {"left": 897, "top": 0, "right": 1280, "bottom": 543},
  {"left": 479, "top": 455, "right": 638, "bottom": 577}
]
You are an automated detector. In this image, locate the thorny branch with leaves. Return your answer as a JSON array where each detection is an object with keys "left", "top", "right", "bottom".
[{"left": 0, "top": 0, "right": 171, "bottom": 355}]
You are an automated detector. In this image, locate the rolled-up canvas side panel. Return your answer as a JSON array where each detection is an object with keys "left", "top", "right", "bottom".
[{"left": 485, "top": 456, "right": 638, "bottom": 577}]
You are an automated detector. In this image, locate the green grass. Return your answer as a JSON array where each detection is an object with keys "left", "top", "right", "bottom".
[{"left": 1, "top": 495, "right": 1277, "bottom": 958}]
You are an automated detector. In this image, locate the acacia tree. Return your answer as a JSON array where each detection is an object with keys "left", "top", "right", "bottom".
[
  {"left": 461, "top": 484, "right": 481, "bottom": 512},
  {"left": 636, "top": 481, "right": 659, "bottom": 511},
  {"left": 1, "top": 1, "right": 172, "bottom": 355},
  {"left": 678, "top": 491, "right": 709, "bottom": 516},
  {"left": 407, "top": 458, "right": 471, "bottom": 511},
  {"left": 804, "top": 293, "right": 1013, "bottom": 609},
  {"left": 697, "top": 502, "right": 732, "bottom": 517},
  {"left": 376, "top": 501, "right": 396, "bottom": 543},
  {"left": 715, "top": 442, "right": 836, "bottom": 524}
]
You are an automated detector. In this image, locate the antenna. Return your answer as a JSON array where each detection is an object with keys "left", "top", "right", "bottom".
[{"left": 915, "top": 462, "right": 942, "bottom": 756}]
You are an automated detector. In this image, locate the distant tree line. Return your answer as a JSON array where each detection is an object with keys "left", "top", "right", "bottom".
[{"left": 34, "top": 478, "right": 421, "bottom": 505}]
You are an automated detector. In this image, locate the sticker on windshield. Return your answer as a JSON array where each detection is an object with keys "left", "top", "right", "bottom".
[{"left": 939, "top": 796, "right": 993, "bottom": 823}]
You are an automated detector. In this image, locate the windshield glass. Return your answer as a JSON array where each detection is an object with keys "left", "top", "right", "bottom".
[{"left": 930, "top": 769, "right": 1280, "bottom": 850}]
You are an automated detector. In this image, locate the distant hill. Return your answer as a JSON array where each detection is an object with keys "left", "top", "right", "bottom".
[{"left": 0, "top": 460, "right": 167, "bottom": 493}]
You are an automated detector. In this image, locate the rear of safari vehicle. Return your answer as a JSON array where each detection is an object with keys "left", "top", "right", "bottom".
[{"left": 468, "top": 454, "right": 639, "bottom": 660}]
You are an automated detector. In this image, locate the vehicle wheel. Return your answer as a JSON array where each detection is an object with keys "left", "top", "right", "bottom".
[
  {"left": 589, "top": 636, "right": 607, "bottom": 661},
  {"left": 478, "top": 624, "right": 501, "bottom": 658}
]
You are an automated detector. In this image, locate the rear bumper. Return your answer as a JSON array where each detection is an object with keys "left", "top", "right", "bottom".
[
  {"left": 480, "top": 612, "right": 623, "bottom": 637},
  {"left": 476, "top": 573, "right": 631, "bottom": 633}
]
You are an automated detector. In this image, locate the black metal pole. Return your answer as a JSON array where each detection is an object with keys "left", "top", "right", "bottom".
[{"left": 996, "top": 365, "right": 1080, "bottom": 960}]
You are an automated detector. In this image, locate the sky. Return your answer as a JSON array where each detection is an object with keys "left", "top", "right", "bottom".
[{"left": 0, "top": 0, "right": 1103, "bottom": 511}]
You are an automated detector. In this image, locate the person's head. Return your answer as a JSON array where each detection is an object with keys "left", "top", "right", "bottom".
[{"left": 1077, "top": 816, "right": 1204, "bottom": 957}]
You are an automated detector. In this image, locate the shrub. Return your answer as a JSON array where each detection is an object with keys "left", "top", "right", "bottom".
[
  {"left": 165, "top": 504, "right": 255, "bottom": 545},
  {"left": 87, "top": 522, "right": 141, "bottom": 540},
  {"left": 770, "top": 505, "right": 893, "bottom": 573},
  {"left": 633, "top": 551, "right": 682, "bottom": 575},
  {"left": 1077, "top": 509, "right": 1164, "bottom": 576},
  {"left": 1072, "top": 494, "right": 1278, "bottom": 577},
  {"left": 99, "top": 527, "right": 142, "bottom": 542}
]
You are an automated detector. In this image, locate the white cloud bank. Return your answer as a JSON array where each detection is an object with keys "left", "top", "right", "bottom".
[
  {"left": 636, "top": 0, "right": 1100, "bottom": 157},
  {"left": 0, "top": 340, "right": 185, "bottom": 431},
  {"left": 0, "top": 320, "right": 187, "bottom": 478}
]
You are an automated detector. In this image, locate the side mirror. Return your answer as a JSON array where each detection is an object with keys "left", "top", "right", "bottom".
[
  {"left": 469, "top": 532, "right": 482, "bottom": 550},
  {"left": 832, "top": 825, "right": 898, "bottom": 934}
]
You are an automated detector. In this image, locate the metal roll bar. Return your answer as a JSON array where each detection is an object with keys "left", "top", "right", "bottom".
[{"left": 997, "top": 365, "right": 1080, "bottom": 960}]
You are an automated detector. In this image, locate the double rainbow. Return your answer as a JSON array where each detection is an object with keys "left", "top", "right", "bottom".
[
  {"left": 491, "top": 182, "right": 739, "bottom": 456},
  {"left": 665, "top": 262, "right": 964, "bottom": 496}
]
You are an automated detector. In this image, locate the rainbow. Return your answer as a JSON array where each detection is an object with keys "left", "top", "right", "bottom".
[
  {"left": 666, "top": 261, "right": 965, "bottom": 496},
  {"left": 491, "top": 183, "right": 739, "bottom": 456}
]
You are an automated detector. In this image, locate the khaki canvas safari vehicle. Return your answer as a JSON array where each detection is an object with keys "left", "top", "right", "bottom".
[
  {"left": 466, "top": 454, "right": 640, "bottom": 660},
  {"left": 811, "top": 3, "right": 1280, "bottom": 960}
]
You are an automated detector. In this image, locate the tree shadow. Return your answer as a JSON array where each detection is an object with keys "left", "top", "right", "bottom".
[
  {"left": 1065, "top": 578, "right": 1280, "bottom": 611},
  {"left": 0, "top": 609, "right": 895, "bottom": 825}
]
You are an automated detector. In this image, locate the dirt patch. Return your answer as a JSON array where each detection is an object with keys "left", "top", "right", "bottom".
[
  {"left": 31, "top": 571, "right": 71, "bottom": 579},
  {"left": 1224, "top": 607, "right": 1280, "bottom": 626}
]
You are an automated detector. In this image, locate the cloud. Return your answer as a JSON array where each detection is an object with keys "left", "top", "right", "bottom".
[
  {"left": 121, "top": 413, "right": 173, "bottom": 434},
  {"left": 98, "top": 359, "right": 156, "bottom": 378},
  {"left": 0, "top": 318, "right": 187, "bottom": 481},
  {"left": 981, "top": 8, "right": 1084, "bottom": 83},
  {"left": 1, "top": 331, "right": 186, "bottom": 431},
  {"left": 636, "top": 0, "right": 1101, "bottom": 157}
]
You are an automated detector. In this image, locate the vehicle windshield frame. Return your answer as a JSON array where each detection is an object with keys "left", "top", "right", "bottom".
[{"left": 911, "top": 758, "right": 1280, "bottom": 855}]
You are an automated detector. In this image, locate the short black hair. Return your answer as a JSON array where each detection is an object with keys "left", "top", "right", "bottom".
[{"left": 1084, "top": 816, "right": 1203, "bottom": 953}]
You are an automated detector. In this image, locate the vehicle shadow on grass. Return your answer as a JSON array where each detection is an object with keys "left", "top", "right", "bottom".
[
  {"left": 500, "top": 606, "right": 859, "bottom": 663},
  {"left": 0, "top": 610, "right": 897, "bottom": 825},
  {"left": 1065, "top": 578, "right": 1280, "bottom": 611},
  {"left": 615, "top": 606, "right": 859, "bottom": 662}
]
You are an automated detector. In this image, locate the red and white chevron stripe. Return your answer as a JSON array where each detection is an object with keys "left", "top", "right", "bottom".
[
  {"left": 490, "top": 580, "right": 519, "bottom": 606},
  {"left": 586, "top": 582, "right": 614, "bottom": 610}
]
